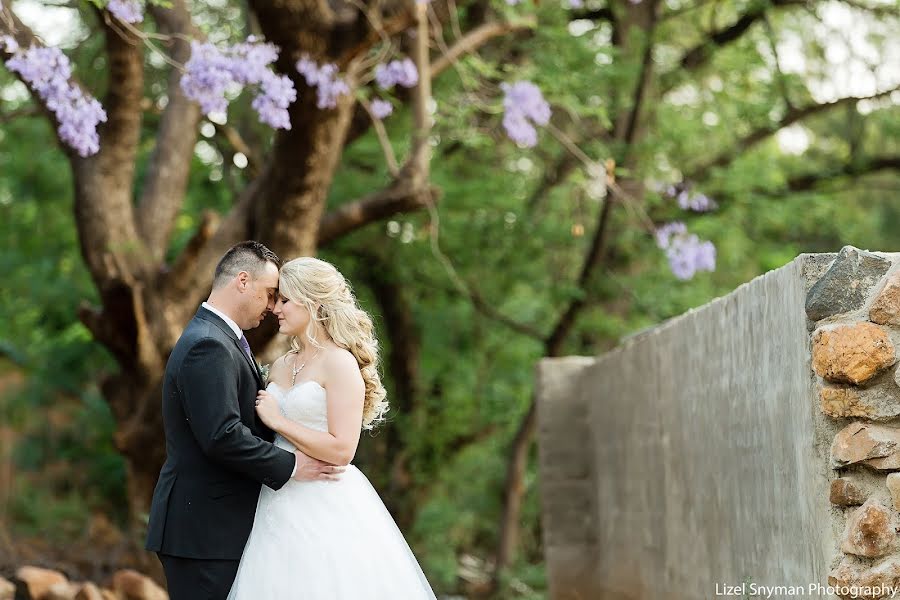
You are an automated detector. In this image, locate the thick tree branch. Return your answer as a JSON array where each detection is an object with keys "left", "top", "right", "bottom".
[
  {"left": 162, "top": 210, "right": 222, "bottom": 299},
  {"left": 407, "top": 1, "right": 433, "bottom": 181},
  {"left": 164, "top": 180, "right": 254, "bottom": 304},
  {"left": 762, "top": 14, "right": 795, "bottom": 112},
  {"left": 686, "top": 85, "right": 900, "bottom": 179},
  {"left": 318, "top": 180, "right": 438, "bottom": 245},
  {"left": 467, "top": 288, "right": 545, "bottom": 340},
  {"left": 619, "top": 29, "right": 655, "bottom": 144},
  {"left": 351, "top": 248, "right": 421, "bottom": 524},
  {"left": 65, "top": 12, "right": 148, "bottom": 291},
  {"left": 546, "top": 196, "right": 615, "bottom": 356},
  {"left": 319, "top": 5, "right": 440, "bottom": 246},
  {"left": 660, "top": 0, "right": 805, "bottom": 91},
  {"left": 0, "top": 106, "right": 39, "bottom": 123},
  {"left": 96, "top": 9, "right": 144, "bottom": 193},
  {"left": 157, "top": 0, "right": 362, "bottom": 322},
  {"left": 137, "top": 1, "right": 203, "bottom": 264},
  {"left": 834, "top": 0, "right": 900, "bottom": 17},
  {"left": 570, "top": 7, "right": 615, "bottom": 23},
  {"left": 430, "top": 17, "right": 536, "bottom": 77},
  {"left": 336, "top": 8, "right": 415, "bottom": 68},
  {"left": 785, "top": 156, "right": 900, "bottom": 191},
  {"left": 2, "top": 6, "right": 148, "bottom": 285}
]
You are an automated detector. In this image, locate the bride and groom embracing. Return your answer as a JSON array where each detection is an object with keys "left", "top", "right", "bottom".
[{"left": 145, "top": 241, "right": 435, "bottom": 599}]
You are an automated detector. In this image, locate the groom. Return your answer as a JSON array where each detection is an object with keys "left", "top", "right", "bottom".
[{"left": 146, "top": 241, "right": 342, "bottom": 599}]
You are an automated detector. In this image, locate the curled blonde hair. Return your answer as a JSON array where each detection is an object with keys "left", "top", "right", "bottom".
[{"left": 279, "top": 257, "right": 388, "bottom": 429}]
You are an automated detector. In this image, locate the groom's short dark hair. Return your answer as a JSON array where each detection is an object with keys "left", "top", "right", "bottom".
[{"left": 212, "top": 241, "right": 281, "bottom": 289}]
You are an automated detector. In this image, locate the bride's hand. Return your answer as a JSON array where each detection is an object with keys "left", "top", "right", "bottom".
[{"left": 255, "top": 390, "right": 283, "bottom": 429}]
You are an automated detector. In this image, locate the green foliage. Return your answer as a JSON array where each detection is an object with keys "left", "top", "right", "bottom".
[{"left": 2, "top": 0, "right": 899, "bottom": 596}]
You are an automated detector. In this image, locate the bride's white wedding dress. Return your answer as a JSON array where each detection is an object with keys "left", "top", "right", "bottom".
[{"left": 227, "top": 381, "right": 436, "bottom": 599}]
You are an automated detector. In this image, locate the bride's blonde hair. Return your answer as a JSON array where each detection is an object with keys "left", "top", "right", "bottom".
[{"left": 279, "top": 257, "right": 388, "bottom": 430}]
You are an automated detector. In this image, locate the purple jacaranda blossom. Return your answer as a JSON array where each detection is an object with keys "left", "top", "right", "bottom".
[
  {"left": 295, "top": 55, "right": 350, "bottom": 109},
  {"left": 370, "top": 98, "right": 393, "bottom": 120},
  {"left": 666, "top": 234, "right": 716, "bottom": 280},
  {"left": 252, "top": 72, "right": 296, "bottom": 129},
  {"left": 655, "top": 221, "right": 716, "bottom": 279},
  {"left": 654, "top": 221, "right": 687, "bottom": 249},
  {"left": 663, "top": 182, "right": 717, "bottom": 212},
  {"left": 181, "top": 39, "right": 296, "bottom": 129},
  {"left": 678, "top": 191, "right": 717, "bottom": 212},
  {"left": 5, "top": 45, "right": 107, "bottom": 156},
  {"left": 501, "top": 80, "right": 551, "bottom": 148},
  {"left": 181, "top": 41, "right": 235, "bottom": 114},
  {"left": 106, "top": 0, "right": 144, "bottom": 24},
  {"left": 567, "top": 0, "right": 585, "bottom": 7},
  {"left": 374, "top": 58, "right": 419, "bottom": 90},
  {"left": 295, "top": 56, "right": 320, "bottom": 84}
]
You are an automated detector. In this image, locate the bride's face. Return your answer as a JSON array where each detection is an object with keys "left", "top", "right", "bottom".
[{"left": 273, "top": 294, "right": 311, "bottom": 336}]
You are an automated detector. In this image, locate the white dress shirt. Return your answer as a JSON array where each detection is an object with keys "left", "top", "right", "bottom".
[
  {"left": 200, "top": 302, "right": 298, "bottom": 478},
  {"left": 202, "top": 302, "right": 242, "bottom": 338}
]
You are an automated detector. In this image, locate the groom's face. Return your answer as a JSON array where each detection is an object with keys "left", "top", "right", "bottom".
[{"left": 241, "top": 261, "right": 280, "bottom": 329}]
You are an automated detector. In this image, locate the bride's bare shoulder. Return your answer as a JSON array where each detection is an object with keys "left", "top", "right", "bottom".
[{"left": 322, "top": 347, "right": 360, "bottom": 378}]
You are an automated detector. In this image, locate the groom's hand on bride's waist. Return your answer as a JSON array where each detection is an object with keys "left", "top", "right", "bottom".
[{"left": 293, "top": 450, "right": 345, "bottom": 482}]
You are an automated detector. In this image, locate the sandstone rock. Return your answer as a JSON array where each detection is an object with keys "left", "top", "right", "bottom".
[
  {"left": 841, "top": 498, "right": 896, "bottom": 558},
  {"left": 74, "top": 583, "right": 104, "bottom": 600},
  {"left": 0, "top": 576, "right": 14, "bottom": 600},
  {"left": 111, "top": 570, "right": 167, "bottom": 600},
  {"left": 821, "top": 386, "right": 870, "bottom": 418},
  {"left": 887, "top": 474, "right": 900, "bottom": 511},
  {"left": 15, "top": 566, "right": 68, "bottom": 600},
  {"left": 831, "top": 478, "right": 867, "bottom": 506},
  {"left": 812, "top": 323, "right": 895, "bottom": 384},
  {"left": 832, "top": 422, "right": 900, "bottom": 470},
  {"left": 45, "top": 581, "right": 79, "bottom": 600},
  {"left": 829, "top": 556, "right": 900, "bottom": 598},
  {"left": 871, "top": 270, "right": 900, "bottom": 326},
  {"left": 806, "top": 246, "right": 892, "bottom": 321},
  {"left": 820, "top": 384, "right": 900, "bottom": 420}
]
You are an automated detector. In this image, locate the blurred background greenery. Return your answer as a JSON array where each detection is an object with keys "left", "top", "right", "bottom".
[{"left": 1, "top": 0, "right": 899, "bottom": 597}]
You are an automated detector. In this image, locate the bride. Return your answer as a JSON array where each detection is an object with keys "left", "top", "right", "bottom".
[{"left": 227, "top": 257, "right": 436, "bottom": 599}]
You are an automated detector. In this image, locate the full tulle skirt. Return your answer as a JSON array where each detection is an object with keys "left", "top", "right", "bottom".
[{"left": 227, "top": 465, "right": 436, "bottom": 599}]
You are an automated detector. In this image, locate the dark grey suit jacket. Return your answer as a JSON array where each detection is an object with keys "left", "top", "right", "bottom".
[{"left": 145, "top": 307, "right": 295, "bottom": 559}]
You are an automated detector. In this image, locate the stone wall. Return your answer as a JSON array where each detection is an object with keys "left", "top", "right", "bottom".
[{"left": 537, "top": 247, "right": 900, "bottom": 600}]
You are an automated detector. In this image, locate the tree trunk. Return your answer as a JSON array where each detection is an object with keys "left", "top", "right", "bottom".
[
  {"left": 0, "top": 0, "right": 458, "bottom": 544},
  {"left": 354, "top": 250, "right": 421, "bottom": 527}
]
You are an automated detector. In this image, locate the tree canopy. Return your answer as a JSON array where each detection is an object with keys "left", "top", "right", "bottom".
[{"left": 1, "top": 0, "right": 898, "bottom": 595}]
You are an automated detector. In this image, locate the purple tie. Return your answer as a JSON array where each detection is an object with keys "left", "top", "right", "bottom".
[{"left": 238, "top": 335, "right": 253, "bottom": 360}]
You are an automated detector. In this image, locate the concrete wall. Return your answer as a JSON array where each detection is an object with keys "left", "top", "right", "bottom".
[{"left": 537, "top": 250, "right": 900, "bottom": 599}]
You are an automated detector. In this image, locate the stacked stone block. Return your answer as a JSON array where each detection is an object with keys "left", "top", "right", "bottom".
[{"left": 807, "top": 246, "right": 900, "bottom": 597}]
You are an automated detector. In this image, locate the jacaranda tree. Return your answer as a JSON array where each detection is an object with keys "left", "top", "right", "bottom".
[{"left": 1, "top": 0, "right": 898, "bottom": 592}]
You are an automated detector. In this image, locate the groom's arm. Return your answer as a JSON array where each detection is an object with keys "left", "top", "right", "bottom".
[{"left": 177, "top": 337, "right": 295, "bottom": 490}]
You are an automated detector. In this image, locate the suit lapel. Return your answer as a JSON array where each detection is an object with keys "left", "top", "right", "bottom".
[{"left": 195, "top": 308, "right": 264, "bottom": 387}]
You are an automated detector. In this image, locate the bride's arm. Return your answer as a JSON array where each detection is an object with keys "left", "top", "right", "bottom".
[{"left": 256, "top": 350, "right": 365, "bottom": 466}]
